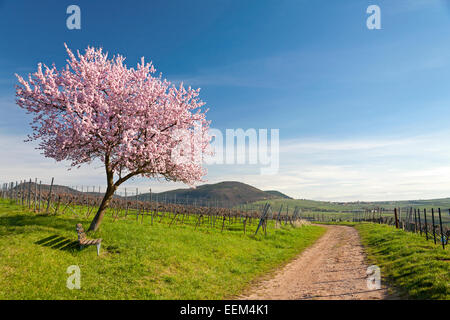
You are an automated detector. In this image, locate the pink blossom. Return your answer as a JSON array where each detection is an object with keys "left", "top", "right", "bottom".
[{"left": 15, "top": 44, "right": 211, "bottom": 231}]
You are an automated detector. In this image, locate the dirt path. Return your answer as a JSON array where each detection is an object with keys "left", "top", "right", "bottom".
[{"left": 240, "top": 225, "right": 394, "bottom": 300}]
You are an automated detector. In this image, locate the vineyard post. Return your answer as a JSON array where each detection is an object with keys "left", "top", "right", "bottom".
[
  {"left": 424, "top": 209, "right": 428, "bottom": 240},
  {"left": 394, "top": 208, "right": 399, "bottom": 229},
  {"left": 38, "top": 181, "right": 42, "bottom": 212},
  {"left": 15, "top": 181, "right": 18, "bottom": 204},
  {"left": 46, "top": 177, "right": 54, "bottom": 213},
  {"left": 136, "top": 188, "right": 139, "bottom": 221},
  {"left": 285, "top": 205, "right": 289, "bottom": 226},
  {"left": 417, "top": 208, "right": 422, "bottom": 236},
  {"left": 27, "top": 178, "right": 31, "bottom": 209},
  {"left": 438, "top": 208, "right": 445, "bottom": 249},
  {"left": 400, "top": 208, "right": 404, "bottom": 229},
  {"left": 413, "top": 208, "right": 417, "bottom": 233},
  {"left": 431, "top": 208, "right": 437, "bottom": 245},
  {"left": 34, "top": 178, "right": 37, "bottom": 211},
  {"left": 21, "top": 180, "right": 24, "bottom": 205},
  {"left": 406, "top": 208, "right": 410, "bottom": 230}
]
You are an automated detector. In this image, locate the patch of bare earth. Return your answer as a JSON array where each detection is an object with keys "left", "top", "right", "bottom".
[{"left": 239, "top": 225, "right": 396, "bottom": 300}]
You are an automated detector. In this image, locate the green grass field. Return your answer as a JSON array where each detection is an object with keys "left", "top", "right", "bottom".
[
  {"left": 0, "top": 199, "right": 325, "bottom": 299},
  {"left": 356, "top": 223, "right": 449, "bottom": 299}
]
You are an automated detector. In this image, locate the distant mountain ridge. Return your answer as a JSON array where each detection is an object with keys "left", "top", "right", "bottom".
[
  {"left": 138, "top": 181, "right": 285, "bottom": 207},
  {"left": 11, "top": 180, "right": 290, "bottom": 207},
  {"left": 9, "top": 180, "right": 450, "bottom": 209}
]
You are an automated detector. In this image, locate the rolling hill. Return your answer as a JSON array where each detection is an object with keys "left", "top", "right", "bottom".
[
  {"left": 264, "top": 190, "right": 292, "bottom": 199},
  {"left": 138, "top": 181, "right": 283, "bottom": 207}
]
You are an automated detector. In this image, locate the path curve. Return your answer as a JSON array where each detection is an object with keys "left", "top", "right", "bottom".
[{"left": 240, "top": 225, "right": 394, "bottom": 300}]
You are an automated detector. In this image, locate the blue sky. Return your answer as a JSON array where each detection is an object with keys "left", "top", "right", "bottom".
[{"left": 2, "top": 0, "right": 450, "bottom": 201}]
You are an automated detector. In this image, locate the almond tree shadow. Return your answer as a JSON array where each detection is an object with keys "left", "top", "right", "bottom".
[{"left": 34, "top": 234, "right": 79, "bottom": 252}]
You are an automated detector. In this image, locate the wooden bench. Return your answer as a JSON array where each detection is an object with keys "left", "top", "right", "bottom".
[{"left": 76, "top": 223, "right": 102, "bottom": 256}]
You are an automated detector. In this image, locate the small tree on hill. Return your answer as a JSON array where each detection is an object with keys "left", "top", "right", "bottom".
[{"left": 15, "top": 44, "right": 211, "bottom": 231}]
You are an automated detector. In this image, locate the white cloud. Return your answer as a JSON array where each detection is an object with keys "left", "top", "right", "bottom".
[{"left": 2, "top": 130, "right": 450, "bottom": 201}]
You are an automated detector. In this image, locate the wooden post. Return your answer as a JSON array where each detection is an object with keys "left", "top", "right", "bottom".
[
  {"left": 424, "top": 209, "right": 428, "bottom": 241},
  {"left": 46, "top": 177, "right": 54, "bottom": 213},
  {"left": 413, "top": 208, "right": 417, "bottom": 233},
  {"left": 417, "top": 208, "right": 422, "bottom": 236},
  {"left": 15, "top": 181, "right": 19, "bottom": 204},
  {"left": 136, "top": 188, "right": 139, "bottom": 215},
  {"left": 21, "top": 180, "right": 24, "bottom": 205},
  {"left": 34, "top": 178, "right": 37, "bottom": 212},
  {"left": 438, "top": 208, "right": 445, "bottom": 250},
  {"left": 38, "top": 181, "right": 41, "bottom": 212},
  {"left": 394, "top": 208, "right": 399, "bottom": 229},
  {"left": 27, "top": 179, "right": 32, "bottom": 209},
  {"left": 431, "top": 208, "right": 437, "bottom": 245}
]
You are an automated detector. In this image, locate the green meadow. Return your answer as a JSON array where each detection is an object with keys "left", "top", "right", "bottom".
[
  {"left": 0, "top": 199, "right": 325, "bottom": 299},
  {"left": 356, "top": 223, "right": 449, "bottom": 300}
]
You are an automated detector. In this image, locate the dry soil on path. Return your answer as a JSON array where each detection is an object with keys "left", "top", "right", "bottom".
[{"left": 240, "top": 225, "right": 394, "bottom": 300}]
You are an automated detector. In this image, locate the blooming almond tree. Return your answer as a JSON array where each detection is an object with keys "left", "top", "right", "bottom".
[{"left": 15, "top": 44, "right": 211, "bottom": 231}]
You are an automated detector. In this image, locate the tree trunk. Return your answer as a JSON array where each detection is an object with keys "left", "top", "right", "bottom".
[{"left": 88, "top": 185, "right": 116, "bottom": 232}]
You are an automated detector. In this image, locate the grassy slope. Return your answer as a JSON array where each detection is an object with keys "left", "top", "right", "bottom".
[
  {"left": 255, "top": 197, "right": 450, "bottom": 212},
  {"left": 356, "top": 223, "right": 449, "bottom": 300},
  {"left": 0, "top": 199, "right": 325, "bottom": 299}
]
